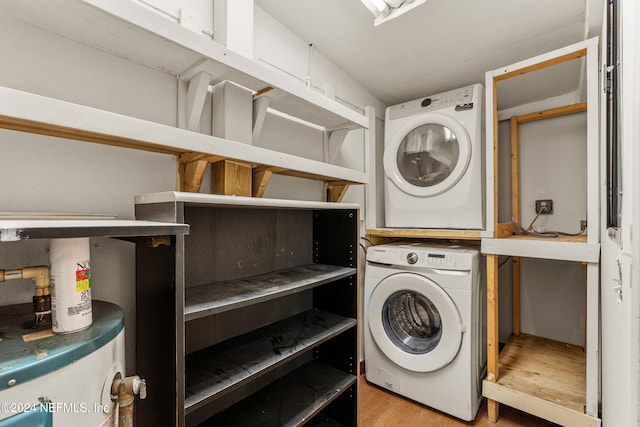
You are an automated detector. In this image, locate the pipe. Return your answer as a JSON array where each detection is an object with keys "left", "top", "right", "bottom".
[
  {"left": 112, "top": 375, "right": 147, "bottom": 427},
  {"left": 0, "top": 266, "right": 51, "bottom": 294},
  {"left": 0, "top": 266, "right": 52, "bottom": 327}
]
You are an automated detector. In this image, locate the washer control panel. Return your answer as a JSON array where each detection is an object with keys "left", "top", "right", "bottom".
[
  {"left": 367, "top": 243, "right": 476, "bottom": 271},
  {"left": 401, "top": 250, "right": 461, "bottom": 269}
]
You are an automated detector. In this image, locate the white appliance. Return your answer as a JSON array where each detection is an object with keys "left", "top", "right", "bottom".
[
  {"left": 364, "top": 242, "right": 486, "bottom": 421},
  {"left": 384, "top": 84, "right": 484, "bottom": 229}
]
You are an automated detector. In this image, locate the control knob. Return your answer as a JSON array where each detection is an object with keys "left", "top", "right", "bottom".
[{"left": 407, "top": 252, "right": 418, "bottom": 265}]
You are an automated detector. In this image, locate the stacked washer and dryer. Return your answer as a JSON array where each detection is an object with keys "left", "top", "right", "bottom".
[{"left": 364, "top": 84, "right": 487, "bottom": 421}]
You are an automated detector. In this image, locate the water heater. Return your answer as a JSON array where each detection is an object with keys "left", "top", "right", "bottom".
[{"left": 0, "top": 301, "right": 125, "bottom": 426}]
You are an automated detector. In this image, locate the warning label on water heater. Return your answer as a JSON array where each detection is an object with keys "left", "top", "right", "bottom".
[{"left": 75, "top": 262, "right": 90, "bottom": 292}]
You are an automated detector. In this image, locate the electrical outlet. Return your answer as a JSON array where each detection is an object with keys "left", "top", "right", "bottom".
[
  {"left": 580, "top": 220, "right": 587, "bottom": 231},
  {"left": 535, "top": 199, "right": 553, "bottom": 214}
]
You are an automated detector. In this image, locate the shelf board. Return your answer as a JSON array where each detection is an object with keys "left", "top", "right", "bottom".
[
  {"left": 185, "top": 264, "right": 356, "bottom": 321},
  {"left": 184, "top": 309, "right": 356, "bottom": 414},
  {"left": 0, "top": 86, "right": 368, "bottom": 187},
  {"left": 135, "top": 191, "right": 360, "bottom": 211},
  {"left": 481, "top": 235, "right": 599, "bottom": 262},
  {"left": 483, "top": 334, "right": 599, "bottom": 426},
  {"left": 365, "top": 228, "right": 482, "bottom": 241},
  {"left": 198, "top": 361, "right": 356, "bottom": 426},
  {"left": 0, "top": 219, "right": 188, "bottom": 242},
  {"left": 0, "top": 0, "right": 368, "bottom": 131}
]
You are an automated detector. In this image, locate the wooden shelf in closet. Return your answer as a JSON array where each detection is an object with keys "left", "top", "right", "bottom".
[
  {"left": 184, "top": 309, "right": 356, "bottom": 413},
  {"left": 0, "top": 1, "right": 370, "bottom": 197},
  {"left": 185, "top": 264, "right": 356, "bottom": 321},
  {"left": 0, "top": 0, "right": 368, "bottom": 131},
  {"left": 198, "top": 361, "right": 356, "bottom": 427},
  {"left": 482, "top": 334, "right": 597, "bottom": 426},
  {"left": 365, "top": 228, "right": 482, "bottom": 244},
  {"left": 0, "top": 86, "right": 367, "bottom": 196},
  {"left": 481, "top": 234, "right": 599, "bottom": 263}
]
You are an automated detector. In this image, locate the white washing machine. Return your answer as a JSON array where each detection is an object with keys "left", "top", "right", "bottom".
[
  {"left": 364, "top": 242, "right": 486, "bottom": 421},
  {"left": 384, "top": 84, "right": 484, "bottom": 229}
]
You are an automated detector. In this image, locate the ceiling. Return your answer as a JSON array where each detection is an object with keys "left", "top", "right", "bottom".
[{"left": 255, "top": 0, "right": 604, "bottom": 107}]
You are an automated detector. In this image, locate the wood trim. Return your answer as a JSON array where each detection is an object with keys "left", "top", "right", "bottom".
[
  {"left": 516, "top": 103, "right": 587, "bottom": 124},
  {"left": 252, "top": 169, "right": 272, "bottom": 198},
  {"left": 494, "top": 48, "right": 587, "bottom": 82},
  {"left": 483, "top": 381, "right": 599, "bottom": 427},
  {"left": 365, "top": 228, "right": 482, "bottom": 241},
  {"left": 495, "top": 222, "right": 517, "bottom": 238},
  {"left": 326, "top": 184, "right": 349, "bottom": 203},
  {"left": 253, "top": 86, "right": 274, "bottom": 97},
  {"left": 182, "top": 160, "right": 208, "bottom": 193},
  {"left": 0, "top": 115, "right": 181, "bottom": 156},
  {"left": 179, "top": 152, "right": 225, "bottom": 164},
  {"left": 492, "top": 78, "right": 500, "bottom": 236}
]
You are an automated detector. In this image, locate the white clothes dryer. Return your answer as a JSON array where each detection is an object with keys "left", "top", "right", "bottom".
[
  {"left": 384, "top": 84, "right": 484, "bottom": 229},
  {"left": 364, "top": 242, "right": 486, "bottom": 421}
]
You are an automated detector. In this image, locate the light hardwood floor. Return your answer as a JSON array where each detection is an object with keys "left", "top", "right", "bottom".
[{"left": 359, "top": 375, "right": 559, "bottom": 426}]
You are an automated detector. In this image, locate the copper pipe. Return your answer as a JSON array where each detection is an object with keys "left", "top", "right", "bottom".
[{"left": 0, "top": 266, "right": 52, "bottom": 327}]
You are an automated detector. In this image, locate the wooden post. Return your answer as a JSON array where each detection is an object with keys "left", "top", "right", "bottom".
[
  {"left": 211, "top": 160, "right": 252, "bottom": 196},
  {"left": 510, "top": 116, "right": 520, "bottom": 224},
  {"left": 486, "top": 254, "right": 500, "bottom": 422},
  {"left": 512, "top": 256, "right": 521, "bottom": 336}
]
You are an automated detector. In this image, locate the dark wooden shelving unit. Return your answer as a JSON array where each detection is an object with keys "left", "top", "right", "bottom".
[{"left": 135, "top": 192, "right": 359, "bottom": 427}]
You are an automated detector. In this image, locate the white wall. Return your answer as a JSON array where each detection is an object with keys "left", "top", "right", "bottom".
[{"left": 495, "top": 114, "right": 588, "bottom": 346}]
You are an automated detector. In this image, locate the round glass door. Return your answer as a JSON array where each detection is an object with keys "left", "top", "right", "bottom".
[
  {"left": 382, "top": 291, "right": 442, "bottom": 355},
  {"left": 397, "top": 123, "right": 459, "bottom": 188},
  {"left": 384, "top": 113, "right": 471, "bottom": 197},
  {"left": 368, "top": 272, "right": 463, "bottom": 372}
]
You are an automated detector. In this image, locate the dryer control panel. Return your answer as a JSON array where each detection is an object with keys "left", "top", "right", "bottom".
[{"left": 387, "top": 85, "right": 477, "bottom": 121}]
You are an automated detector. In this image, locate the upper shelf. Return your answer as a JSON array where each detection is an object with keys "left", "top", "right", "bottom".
[
  {"left": 1, "top": 0, "right": 368, "bottom": 132},
  {"left": 0, "top": 218, "right": 189, "bottom": 242},
  {"left": 134, "top": 191, "right": 361, "bottom": 210},
  {"left": 0, "top": 86, "right": 368, "bottom": 186}
]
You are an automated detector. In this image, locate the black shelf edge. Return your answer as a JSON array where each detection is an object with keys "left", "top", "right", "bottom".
[
  {"left": 197, "top": 360, "right": 356, "bottom": 426},
  {"left": 304, "top": 413, "right": 345, "bottom": 427},
  {"left": 184, "top": 264, "right": 356, "bottom": 321},
  {"left": 184, "top": 309, "right": 356, "bottom": 413}
]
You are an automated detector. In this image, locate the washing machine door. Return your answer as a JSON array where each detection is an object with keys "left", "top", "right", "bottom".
[
  {"left": 368, "top": 272, "right": 463, "bottom": 373},
  {"left": 384, "top": 112, "right": 471, "bottom": 197}
]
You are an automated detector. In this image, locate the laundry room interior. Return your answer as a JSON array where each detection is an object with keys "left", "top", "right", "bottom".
[{"left": 0, "top": 0, "right": 638, "bottom": 426}]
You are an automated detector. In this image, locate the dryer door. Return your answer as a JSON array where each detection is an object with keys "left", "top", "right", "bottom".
[
  {"left": 368, "top": 272, "right": 463, "bottom": 373},
  {"left": 384, "top": 112, "right": 471, "bottom": 197}
]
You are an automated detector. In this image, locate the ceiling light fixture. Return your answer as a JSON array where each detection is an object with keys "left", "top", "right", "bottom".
[{"left": 360, "top": 0, "right": 426, "bottom": 26}]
